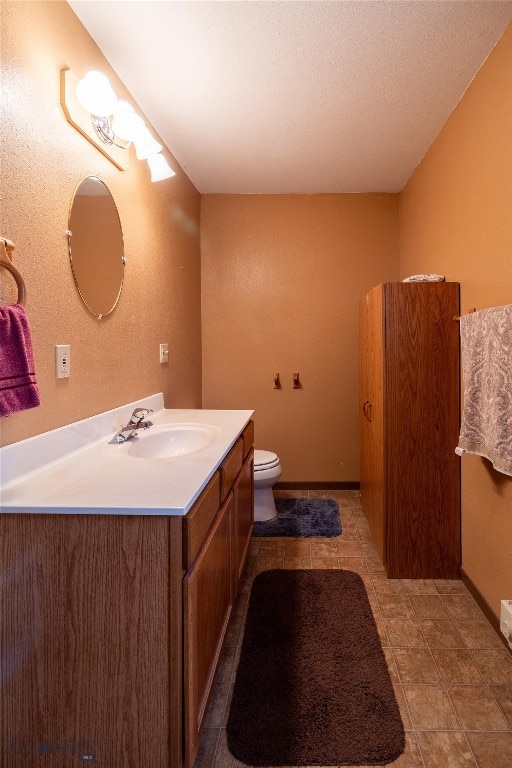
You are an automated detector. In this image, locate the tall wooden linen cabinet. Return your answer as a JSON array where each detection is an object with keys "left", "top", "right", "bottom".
[{"left": 359, "top": 282, "right": 461, "bottom": 579}]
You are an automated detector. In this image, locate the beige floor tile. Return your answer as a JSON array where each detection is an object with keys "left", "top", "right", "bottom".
[
  {"left": 384, "top": 646, "right": 401, "bottom": 684},
  {"left": 236, "top": 574, "right": 252, "bottom": 594},
  {"left": 282, "top": 556, "right": 311, "bottom": 569},
  {"left": 471, "top": 649, "right": 512, "bottom": 684},
  {"left": 490, "top": 684, "right": 512, "bottom": 727},
  {"left": 421, "top": 619, "right": 466, "bottom": 649},
  {"left": 284, "top": 540, "right": 311, "bottom": 556},
  {"left": 365, "top": 589, "right": 381, "bottom": 611},
  {"left": 223, "top": 617, "right": 245, "bottom": 648},
  {"left": 243, "top": 555, "right": 257, "bottom": 574},
  {"left": 401, "top": 579, "right": 437, "bottom": 595},
  {"left": 193, "top": 727, "right": 220, "bottom": 768},
  {"left": 253, "top": 557, "right": 284, "bottom": 575},
  {"left": 214, "top": 644, "right": 239, "bottom": 684},
  {"left": 387, "top": 732, "right": 425, "bottom": 767},
  {"left": 221, "top": 683, "right": 234, "bottom": 727},
  {"left": 257, "top": 540, "right": 286, "bottom": 555},
  {"left": 366, "top": 557, "right": 387, "bottom": 574},
  {"left": 403, "top": 684, "right": 459, "bottom": 730},
  {"left": 273, "top": 489, "right": 304, "bottom": 498},
  {"left": 213, "top": 729, "right": 246, "bottom": 768},
  {"left": 416, "top": 731, "right": 477, "bottom": 767},
  {"left": 431, "top": 648, "right": 484, "bottom": 684},
  {"left": 310, "top": 556, "right": 340, "bottom": 569},
  {"left": 392, "top": 684, "right": 413, "bottom": 730},
  {"left": 377, "top": 592, "right": 414, "bottom": 619},
  {"left": 372, "top": 575, "right": 405, "bottom": 594},
  {"left": 338, "top": 557, "right": 368, "bottom": 575},
  {"left": 384, "top": 618, "right": 427, "bottom": 648},
  {"left": 393, "top": 648, "right": 440, "bottom": 684},
  {"left": 442, "top": 594, "right": 486, "bottom": 623},
  {"left": 373, "top": 613, "right": 390, "bottom": 647},
  {"left": 230, "top": 593, "right": 249, "bottom": 621},
  {"left": 338, "top": 528, "right": 361, "bottom": 542},
  {"left": 448, "top": 685, "right": 509, "bottom": 731},
  {"left": 457, "top": 621, "right": 505, "bottom": 649},
  {"left": 310, "top": 539, "right": 339, "bottom": 556},
  {"left": 409, "top": 594, "right": 450, "bottom": 619},
  {"left": 336, "top": 539, "right": 364, "bottom": 557},
  {"left": 203, "top": 680, "right": 230, "bottom": 728},
  {"left": 360, "top": 544, "right": 381, "bottom": 560},
  {"left": 466, "top": 732, "right": 512, "bottom": 768},
  {"left": 359, "top": 573, "right": 377, "bottom": 593},
  {"left": 433, "top": 579, "right": 468, "bottom": 595},
  {"left": 247, "top": 540, "right": 261, "bottom": 556},
  {"left": 195, "top": 492, "right": 510, "bottom": 768}
]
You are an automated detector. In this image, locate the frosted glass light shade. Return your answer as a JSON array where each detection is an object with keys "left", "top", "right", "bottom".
[
  {"left": 133, "top": 127, "right": 163, "bottom": 160},
  {"left": 111, "top": 101, "right": 145, "bottom": 142},
  {"left": 76, "top": 71, "right": 117, "bottom": 117},
  {"left": 147, "top": 153, "right": 176, "bottom": 182}
]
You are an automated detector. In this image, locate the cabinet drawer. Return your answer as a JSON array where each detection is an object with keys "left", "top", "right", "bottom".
[
  {"left": 219, "top": 438, "right": 243, "bottom": 502},
  {"left": 242, "top": 420, "right": 254, "bottom": 458},
  {"left": 183, "top": 473, "right": 221, "bottom": 569}
]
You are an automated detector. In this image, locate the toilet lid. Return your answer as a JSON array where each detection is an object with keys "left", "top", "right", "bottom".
[{"left": 254, "top": 449, "right": 279, "bottom": 470}]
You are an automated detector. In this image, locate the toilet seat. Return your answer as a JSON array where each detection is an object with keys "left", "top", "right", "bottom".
[{"left": 254, "top": 450, "right": 280, "bottom": 471}]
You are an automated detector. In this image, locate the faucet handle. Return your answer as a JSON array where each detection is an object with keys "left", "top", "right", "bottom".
[
  {"left": 130, "top": 407, "right": 153, "bottom": 425},
  {"left": 109, "top": 428, "right": 137, "bottom": 444}
]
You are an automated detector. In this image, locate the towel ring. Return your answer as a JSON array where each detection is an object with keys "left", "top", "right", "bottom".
[{"left": 0, "top": 238, "right": 26, "bottom": 306}]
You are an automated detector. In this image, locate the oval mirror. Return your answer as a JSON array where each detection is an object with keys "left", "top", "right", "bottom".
[{"left": 68, "top": 176, "right": 125, "bottom": 318}]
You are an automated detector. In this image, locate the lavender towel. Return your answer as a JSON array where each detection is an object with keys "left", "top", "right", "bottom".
[
  {"left": 457, "top": 304, "right": 512, "bottom": 476},
  {"left": 0, "top": 304, "right": 41, "bottom": 417}
]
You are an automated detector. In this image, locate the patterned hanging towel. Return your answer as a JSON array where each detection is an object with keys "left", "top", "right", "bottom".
[
  {"left": 0, "top": 304, "right": 41, "bottom": 417},
  {"left": 456, "top": 304, "right": 512, "bottom": 476}
]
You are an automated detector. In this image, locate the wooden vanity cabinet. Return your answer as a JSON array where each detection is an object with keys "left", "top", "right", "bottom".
[
  {"left": 182, "top": 424, "right": 254, "bottom": 768},
  {"left": 0, "top": 421, "right": 254, "bottom": 768},
  {"left": 359, "top": 283, "right": 461, "bottom": 579}
]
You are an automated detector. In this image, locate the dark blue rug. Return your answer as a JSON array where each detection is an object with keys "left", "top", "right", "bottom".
[{"left": 252, "top": 497, "right": 342, "bottom": 537}]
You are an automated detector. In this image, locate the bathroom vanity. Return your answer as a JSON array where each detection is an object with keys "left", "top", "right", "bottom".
[{"left": 0, "top": 395, "right": 254, "bottom": 768}]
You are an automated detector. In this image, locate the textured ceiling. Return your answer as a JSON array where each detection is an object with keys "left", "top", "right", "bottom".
[{"left": 68, "top": 1, "right": 512, "bottom": 194}]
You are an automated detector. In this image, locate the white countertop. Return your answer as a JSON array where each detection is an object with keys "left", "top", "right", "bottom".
[{"left": 0, "top": 394, "right": 253, "bottom": 515}]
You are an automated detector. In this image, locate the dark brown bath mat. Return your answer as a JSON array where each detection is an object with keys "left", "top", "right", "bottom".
[{"left": 227, "top": 569, "right": 405, "bottom": 766}]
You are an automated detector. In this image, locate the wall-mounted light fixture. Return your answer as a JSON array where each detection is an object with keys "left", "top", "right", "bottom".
[{"left": 60, "top": 69, "right": 175, "bottom": 182}]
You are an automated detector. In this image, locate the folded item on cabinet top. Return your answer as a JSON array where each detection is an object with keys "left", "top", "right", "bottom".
[{"left": 402, "top": 274, "right": 446, "bottom": 282}]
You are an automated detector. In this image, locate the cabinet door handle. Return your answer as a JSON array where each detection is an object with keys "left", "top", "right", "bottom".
[{"left": 363, "top": 401, "right": 373, "bottom": 422}]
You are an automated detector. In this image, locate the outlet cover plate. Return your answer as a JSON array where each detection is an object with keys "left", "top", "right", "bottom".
[{"left": 159, "top": 343, "right": 169, "bottom": 364}]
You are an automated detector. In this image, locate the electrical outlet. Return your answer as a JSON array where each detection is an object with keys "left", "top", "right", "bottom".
[
  {"left": 159, "top": 343, "right": 169, "bottom": 364},
  {"left": 55, "top": 344, "right": 70, "bottom": 378}
]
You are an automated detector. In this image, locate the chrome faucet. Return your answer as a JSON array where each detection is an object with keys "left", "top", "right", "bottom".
[{"left": 109, "top": 407, "right": 154, "bottom": 444}]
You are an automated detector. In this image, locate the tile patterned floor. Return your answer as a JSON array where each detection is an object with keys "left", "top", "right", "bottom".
[{"left": 193, "top": 490, "right": 512, "bottom": 768}]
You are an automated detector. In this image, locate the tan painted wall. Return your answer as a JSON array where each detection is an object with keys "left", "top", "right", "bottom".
[
  {"left": 399, "top": 24, "right": 512, "bottom": 618},
  {"left": 201, "top": 194, "right": 399, "bottom": 481},
  {"left": 0, "top": 0, "right": 202, "bottom": 448}
]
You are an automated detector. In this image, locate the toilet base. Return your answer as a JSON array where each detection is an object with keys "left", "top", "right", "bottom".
[{"left": 254, "top": 486, "right": 278, "bottom": 522}]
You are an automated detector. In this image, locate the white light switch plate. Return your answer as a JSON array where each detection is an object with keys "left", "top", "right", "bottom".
[{"left": 159, "top": 343, "right": 169, "bottom": 364}]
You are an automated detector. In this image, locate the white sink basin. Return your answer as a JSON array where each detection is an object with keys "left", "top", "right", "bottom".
[{"left": 126, "top": 424, "right": 221, "bottom": 459}]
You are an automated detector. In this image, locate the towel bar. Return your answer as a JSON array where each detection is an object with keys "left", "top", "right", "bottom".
[
  {"left": 453, "top": 308, "right": 476, "bottom": 321},
  {"left": 0, "top": 237, "right": 26, "bottom": 306}
]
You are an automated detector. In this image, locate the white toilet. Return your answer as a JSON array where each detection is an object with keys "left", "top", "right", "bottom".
[{"left": 253, "top": 449, "right": 282, "bottom": 522}]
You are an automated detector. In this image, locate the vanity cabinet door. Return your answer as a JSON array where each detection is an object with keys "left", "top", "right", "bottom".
[
  {"left": 232, "top": 449, "right": 254, "bottom": 595},
  {"left": 183, "top": 493, "right": 233, "bottom": 768}
]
